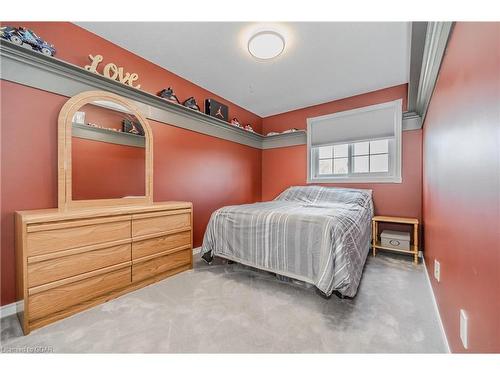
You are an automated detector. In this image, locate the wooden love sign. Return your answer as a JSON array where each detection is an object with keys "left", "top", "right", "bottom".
[{"left": 84, "top": 54, "right": 141, "bottom": 89}]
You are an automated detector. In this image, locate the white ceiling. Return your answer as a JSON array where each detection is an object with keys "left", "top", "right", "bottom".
[{"left": 76, "top": 22, "right": 410, "bottom": 117}]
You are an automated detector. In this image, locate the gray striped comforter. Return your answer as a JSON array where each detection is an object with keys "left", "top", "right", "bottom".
[{"left": 201, "top": 186, "right": 373, "bottom": 297}]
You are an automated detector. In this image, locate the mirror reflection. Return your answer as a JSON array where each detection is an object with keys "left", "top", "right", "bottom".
[{"left": 71, "top": 100, "right": 146, "bottom": 200}]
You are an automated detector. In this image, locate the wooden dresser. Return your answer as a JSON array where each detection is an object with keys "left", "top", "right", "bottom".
[{"left": 15, "top": 202, "right": 192, "bottom": 334}]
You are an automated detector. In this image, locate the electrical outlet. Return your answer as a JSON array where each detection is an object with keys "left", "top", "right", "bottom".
[
  {"left": 434, "top": 259, "right": 441, "bottom": 282},
  {"left": 460, "top": 309, "right": 469, "bottom": 349}
]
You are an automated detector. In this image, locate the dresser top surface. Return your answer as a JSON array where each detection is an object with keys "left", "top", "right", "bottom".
[{"left": 16, "top": 201, "right": 192, "bottom": 224}]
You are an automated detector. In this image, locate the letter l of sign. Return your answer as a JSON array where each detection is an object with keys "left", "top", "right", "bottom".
[{"left": 84, "top": 54, "right": 103, "bottom": 73}]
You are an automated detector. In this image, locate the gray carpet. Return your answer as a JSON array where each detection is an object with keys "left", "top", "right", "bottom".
[{"left": 0, "top": 252, "right": 446, "bottom": 353}]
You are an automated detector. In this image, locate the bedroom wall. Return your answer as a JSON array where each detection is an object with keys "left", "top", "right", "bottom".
[
  {"left": 261, "top": 84, "right": 423, "bottom": 222},
  {"left": 72, "top": 138, "right": 146, "bottom": 200},
  {"left": 422, "top": 22, "right": 500, "bottom": 353},
  {"left": 0, "top": 21, "right": 263, "bottom": 307}
]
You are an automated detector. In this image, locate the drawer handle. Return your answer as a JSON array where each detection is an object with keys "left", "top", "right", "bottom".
[{"left": 389, "top": 239, "right": 401, "bottom": 246}]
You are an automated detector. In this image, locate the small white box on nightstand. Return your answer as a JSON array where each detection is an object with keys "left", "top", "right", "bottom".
[{"left": 380, "top": 230, "right": 410, "bottom": 251}]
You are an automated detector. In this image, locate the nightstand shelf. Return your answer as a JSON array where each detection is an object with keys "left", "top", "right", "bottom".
[{"left": 372, "top": 216, "right": 419, "bottom": 264}]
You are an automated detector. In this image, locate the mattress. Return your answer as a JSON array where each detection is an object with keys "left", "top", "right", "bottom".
[{"left": 201, "top": 185, "right": 373, "bottom": 297}]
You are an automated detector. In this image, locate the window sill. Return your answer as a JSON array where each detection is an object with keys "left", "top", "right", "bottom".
[{"left": 307, "top": 176, "right": 402, "bottom": 184}]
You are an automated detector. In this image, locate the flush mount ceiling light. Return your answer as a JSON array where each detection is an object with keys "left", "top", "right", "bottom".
[{"left": 248, "top": 31, "right": 285, "bottom": 60}]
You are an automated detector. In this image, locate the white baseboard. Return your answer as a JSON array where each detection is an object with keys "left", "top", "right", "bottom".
[
  {"left": 193, "top": 247, "right": 201, "bottom": 255},
  {"left": 423, "top": 255, "right": 451, "bottom": 353},
  {"left": 0, "top": 301, "right": 20, "bottom": 318}
]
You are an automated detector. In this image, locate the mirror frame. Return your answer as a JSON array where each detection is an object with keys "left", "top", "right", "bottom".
[{"left": 58, "top": 91, "right": 153, "bottom": 209}]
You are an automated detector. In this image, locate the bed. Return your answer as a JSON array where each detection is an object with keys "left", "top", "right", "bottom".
[{"left": 201, "top": 185, "right": 373, "bottom": 297}]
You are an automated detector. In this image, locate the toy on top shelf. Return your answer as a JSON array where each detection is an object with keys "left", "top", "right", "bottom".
[
  {"left": 244, "top": 124, "right": 255, "bottom": 132},
  {"left": 230, "top": 117, "right": 243, "bottom": 128},
  {"left": 229, "top": 118, "right": 255, "bottom": 133},
  {"left": 0, "top": 26, "right": 56, "bottom": 56},
  {"left": 85, "top": 122, "right": 122, "bottom": 133},
  {"left": 157, "top": 87, "right": 180, "bottom": 104},
  {"left": 182, "top": 97, "right": 201, "bottom": 111},
  {"left": 205, "top": 99, "right": 228, "bottom": 121},
  {"left": 266, "top": 128, "right": 304, "bottom": 136},
  {"left": 122, "top": 118, "right": 145, "bottom": 136}
]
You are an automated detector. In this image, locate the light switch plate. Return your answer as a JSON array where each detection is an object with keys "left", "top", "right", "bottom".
[
  {"left": 434, "top": 259, "right": 441, "bottom": 282},
  {"left": 460, "top": 309, "right": 468, "bottom": 349}
]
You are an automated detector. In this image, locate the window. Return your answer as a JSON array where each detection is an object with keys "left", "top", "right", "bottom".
[
  {"left": 307, "top": 99, "right": 402, "bottom": 183},
  {"left": 315, "top": 138, "right": 392, "bottom": 177},
  {"left": 318, "top": 143, "right": 348, "bottom": 175}
]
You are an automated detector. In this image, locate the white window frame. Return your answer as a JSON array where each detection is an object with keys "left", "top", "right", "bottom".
[{"left": 307, "top": 99, "right": 402, "bottom": 184}]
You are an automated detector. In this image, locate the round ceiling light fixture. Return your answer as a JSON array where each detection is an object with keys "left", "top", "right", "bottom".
[{"left": 248, "top": 31, "right": 285, "bottom": 60}]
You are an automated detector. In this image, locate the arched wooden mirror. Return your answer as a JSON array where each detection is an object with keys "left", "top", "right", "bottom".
[{"left": 58, "top": 91, "right": 153, "bottom": 209}]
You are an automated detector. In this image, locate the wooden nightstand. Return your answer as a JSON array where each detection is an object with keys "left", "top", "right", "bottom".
[{"left": 372, "top": 216, "right": 419, "bottom": 263}]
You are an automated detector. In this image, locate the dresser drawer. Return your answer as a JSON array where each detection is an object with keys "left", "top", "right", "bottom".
[
  {"left": 28, "top": 243, "right": 131, "bottom": 288},
  {"left": 28, "top": 266, "right": 131, "bottom": 322},
  {"left": 132, "top": 230, "right": 190, "bottom": 260},
  {"left": 132, "top": 210, "right": 190, "bottom": 238},
  {"left": 27, "top": 217, "right": 131, "bottom": 256},
  {"left": 132, "top": 248, "right": 191, "bottom": 283}
]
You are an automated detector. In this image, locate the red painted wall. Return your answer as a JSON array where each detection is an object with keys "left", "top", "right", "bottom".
[
  {"left": 0, "top": 21, "right": 263, "bottom": 307},
  {"left": 422, "top": 22, "right": 500, "bottom": 353},
  {"left": 262, "top": 84, "right": 423, "bottom": 222},
  {"left": 72, "top": 138, "right": 146, "bottom": 200},
  {"left": 1, "top": 82, "right": 60, "bottom": 307},
  {"left": 151, "top": 119, "right": 262, "bottom": 245}
]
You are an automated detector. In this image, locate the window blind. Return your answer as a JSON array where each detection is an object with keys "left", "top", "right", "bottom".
[{"left": 308, "top": 99, "right": 402, "bottom": 147}]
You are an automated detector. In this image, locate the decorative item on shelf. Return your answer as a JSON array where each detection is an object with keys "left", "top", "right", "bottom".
[
  {"left": 182, "top": 96, "right": 201, "bottom": 111},
  {"left": 85, "top": 122, "right": 122, "bottom": 132},
  {"left": 0, "top": 26, "right": 56, "bottom": 56},
  {"left": 157, "top": 87, "right": 180, "bottom": 104},
  {"left": 122, "top": 118, "right": 145, "bottom": 136},
  {"left": 72, "top": 111, "right": 86, "bottom": 125},
  {"left": 266, "top": 131, "right": 280, "bottom": 136},
  {"left": 84, "top": 54, "right": 141, "bottom": 89},
  {"left": 244, "top": 124, "right": 255, "bottom": 132},
  {"left": 205, "top": 99, "right": 228, "bottom": 121},
  {"left": 230, "top": 118, "right": 243, "bottom": 128}
]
